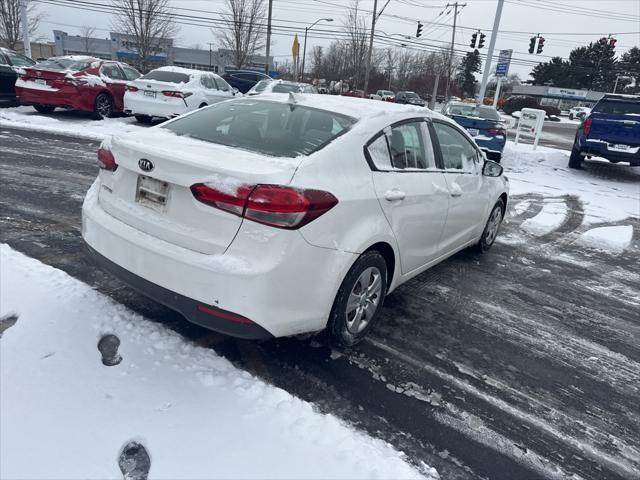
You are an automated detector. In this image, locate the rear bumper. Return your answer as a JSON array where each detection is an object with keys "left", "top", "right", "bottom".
[
  {"left": 578, "top": 138, "right": 640, "bottom": 165},
  {"left": 124, "top": 92, "right": 189, "bottom": 118},
  {"left": 81, "top": 179, "right": 356, "bottom": 338},
  {"left": 85, "top": 244, "right": 273, "bottom": 339},
  {"left": 16, "top": 85, "right": 94, "bottom": 112}
]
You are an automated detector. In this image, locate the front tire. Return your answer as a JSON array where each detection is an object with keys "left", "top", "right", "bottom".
[
  {"left": 92, "top": 93, "right": 113, "bottom": 120},
  {"left": 475, "top": 199, "right": 505, "bottom": 253},
  {"left": 569, "top": 113, "right": 574, "bottom": 120},
  {"left": 568, "top": 146, "right": 583, "bottom": 169},
  {"left": 329, "top": 251, "right": 387, "bottom": 347},
  {"left": 33, "top": 105, "right": 55, "bottom": 114}
]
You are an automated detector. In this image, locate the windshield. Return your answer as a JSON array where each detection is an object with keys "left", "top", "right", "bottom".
[
  {"left": 35, "top": 57, "right": 92, "bottom": 71},
  {"left": 141, "top": 70, "right": 191, "bottom": 83},
  {"left": 163, "top": 100, "right": 357, "bottom": 157},
  {"left": 448, "top": 104, "right": 500, "bottom": 120},
  {"left": 272, "top": 83, "right": 303, "bottom": 93},
  {"left": 405, "top": 92, "right": 419, "bottom": 99},
  {"left": 380, "top": 91, "right": 393, "bottom": 96},
  {"left": 593, "top": 99, "right": 640, "bottom": 115}
]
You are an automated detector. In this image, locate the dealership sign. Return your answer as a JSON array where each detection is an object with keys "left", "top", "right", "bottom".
[
  {"left": 514, "top": 108, "right": 546, "bottom": 150},
  {"left": 495, "top": 49, "right": 513, "bottom": 77},
  {"left": 548, "top": 87, "right": 588, "bottom": 99}
]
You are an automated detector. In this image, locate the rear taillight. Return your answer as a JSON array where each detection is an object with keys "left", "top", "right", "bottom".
[
  {"left": 190, "top": 183, "right": 338, "bottom": 229},
  {"left": 162, "top": 90, "right": 192, "bottom": 98},
  {"left": 97, "top": 147, "right": 117, "bottom": 171},
  {"left": 582, "top": 116, "right": 593, "bottom": 136},
  {"left": 126, "top": 85, "right": 139, "bottom": 92},
  {"left": 487, "top": 128, "right": 506, "bottom": 136}
]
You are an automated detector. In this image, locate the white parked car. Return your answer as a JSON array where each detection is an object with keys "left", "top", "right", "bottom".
[
  {"left": 82, "top": 94, "right": 508, "bottom": 346},
  {"left": 247, "top": 79, "right": 317, "bottom": 95},
  {"left": 371, "top": 89, "right": 395, "bottom": 101},
  {"left": 124, "top": 66, "right": 235, "bottom": 122},
  {"left": 568, "top": 106, "right": 591, "bottom": 120}
]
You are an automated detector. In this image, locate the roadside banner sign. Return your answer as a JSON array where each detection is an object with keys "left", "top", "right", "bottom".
[
  {"left": 514, "top": 108, "right": 546, "bottom": 150},
  {"left": 495, "top": 49, "right": 512, "bottom": 77}
]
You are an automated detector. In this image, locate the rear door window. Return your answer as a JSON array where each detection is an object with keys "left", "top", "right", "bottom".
[
  {"left": 163, "top": 100, "right": 356, "bottom": 157},
  {"left": 367, "top": 121, "right": 435, "bottom": 170},
  {"left": 214, "top": 76, "right": 231, "bottom": 91},
  {"left": 101, "top": 63, "right": 125, "bottom": 80},
  {"left": 121, "top": 65, "right": 140, "bottom": 80}
]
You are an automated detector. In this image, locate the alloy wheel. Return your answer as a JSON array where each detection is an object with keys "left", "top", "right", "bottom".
[
  {"left": 485, "top": 206, "right": 503, "bottom": 245},
  {"left": 96, "top": 95, "right": 112, "bottom": 118},
  {"left": 345, "top": 266, "right": 382, "bottom": 334}
]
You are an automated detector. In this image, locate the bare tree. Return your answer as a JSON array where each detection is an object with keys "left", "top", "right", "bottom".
[
  {"left": 311, "top": 45, "right": 323, "bottom": 78},
  {"left": 217, "top": 0, "right": 266, "bottom": 69},
  {"left": 0, "top": 0, "right": 41, "bottom": 51},
  {"left": 80, "top": 25, "right": 96, "bottom": 55},
  {"left": 343, "top": 0, "right": 368, "bottom": 88},
  {"left": 112, "top": 0, "right": 178, "bottom": 72}
]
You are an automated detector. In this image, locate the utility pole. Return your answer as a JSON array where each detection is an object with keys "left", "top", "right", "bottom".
[
  {"left": 264, "top": 0, "right": 273, "bottom": 74},
  {"left": 20, "top": 0, "right": 32, "bottom": 58},
  {"left": 492, "top": 76, "right": 502, "bottom": 107},
  {"left": 362, "top": 0, "right": 379, "bottom": 96},
  {"left": 207, "top": 42, "right": 214, "bottom": 71},
  {"left": 444, "top": 2, "right": 465, "bottom": 101},
  {"left": 478, "top": 0, "right": 504, "bottom": 102}
]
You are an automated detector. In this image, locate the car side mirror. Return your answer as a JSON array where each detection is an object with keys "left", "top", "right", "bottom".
[{"left": 483, "top": 160, "right": 503, "bottom": 177}]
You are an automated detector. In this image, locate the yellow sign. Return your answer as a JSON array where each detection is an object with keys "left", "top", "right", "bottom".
[{"left": 292, "top": 34, "right": 300, "bottom": 62}]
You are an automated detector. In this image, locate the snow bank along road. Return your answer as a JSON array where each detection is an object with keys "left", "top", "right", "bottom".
[{"left": 1, "top": 125, "right": 639, "bottom": 480}]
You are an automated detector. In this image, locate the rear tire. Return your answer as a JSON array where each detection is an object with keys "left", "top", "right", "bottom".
[
  {"left": 92, "top": 93, "right": 113, "bottom": 120},
  {"left": 134, "top": 114, "right": 152, "bottom": 124},
  {"left": 475, "top": 199, "right": 505, "bottom": 253},
  {"left": 33, "top": 105, "right": 55, "bottom": 114},
  {"left": 329, "top": 251, "right": 387, "bottom": 348},
  {"left": 568, "top": 147, "right": 583, "bottom": 169}
]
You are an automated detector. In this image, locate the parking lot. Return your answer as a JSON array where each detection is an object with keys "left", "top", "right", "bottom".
[{"left": 1, "top": 124, "right": 639, "bottom": 479}]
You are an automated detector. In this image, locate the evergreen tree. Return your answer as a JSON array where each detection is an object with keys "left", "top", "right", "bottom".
[
  {"left": 619, "top": 47, "right": 640, "bottom": 94},
  {"left": 455, "top": 50, "right": 481, "bottom": 98}
]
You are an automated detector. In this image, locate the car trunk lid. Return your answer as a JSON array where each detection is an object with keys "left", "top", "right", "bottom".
[
  {"left": 588, "top": 113, "right": 640, "bottom": 146},
  {"left": 98, "top": 128, "right": 301, "bottom": 254}
]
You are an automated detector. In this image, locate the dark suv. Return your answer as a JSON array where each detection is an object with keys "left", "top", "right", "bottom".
[
  {"left": 222, "top": 69, "right": 271, "bottom": 94},
  {"left": 0, "top": 47, "right": 35, "bottom": 106},
  {"left": 569, "top": 94, "right": 640, "bottom": 168}
]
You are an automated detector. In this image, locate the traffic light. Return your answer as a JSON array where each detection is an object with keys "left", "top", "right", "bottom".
[
  {"left": 478, "top": 32, "right": 486, "bottom": 48},
  {"left": 609, "top": 37, "right": 617, "bottom": 47},
  {"left": 536, "top": 36, "right": 545, "bottom": 54},
  {"left": 416, "top": 21, "right": 423, "bottom": 38},
  {"left": 470, "top": 32, "right": 478, "bottom": 48},
  {"left": 528, "top": 36, "right": 536, "bottom": 54}
]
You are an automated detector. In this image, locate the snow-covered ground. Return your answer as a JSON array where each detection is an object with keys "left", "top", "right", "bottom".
[{"left": 0, "top": 244, "right": 434, "bottom": 480}]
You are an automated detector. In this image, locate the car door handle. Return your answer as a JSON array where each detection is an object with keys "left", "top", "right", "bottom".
[
  {"left": 384, "top": 189, "right": 406, "bottom": 201},
  {"left": 449, "top": 184, "right": 463, "bottom": 197}
]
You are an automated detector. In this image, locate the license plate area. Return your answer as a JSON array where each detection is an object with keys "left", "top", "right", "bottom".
[
  {"left": 34, "top": 79, "right": 47, "bottom": 86},
  {"left": 609, "top": 144, "right": 629, "bottom": 152},
  {"left": 144, "top": 90, "right": 156, "bottom": 98},
  {"left": 468, "top": 128, "right": 479, "bottom": 136},
  {"left": 136, "top": 175, "right": 169, "bottom": 210}
]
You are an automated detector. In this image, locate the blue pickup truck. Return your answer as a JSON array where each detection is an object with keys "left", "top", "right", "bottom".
[{"left": 569, "top": 94, "right": 640, "bottom": 168}]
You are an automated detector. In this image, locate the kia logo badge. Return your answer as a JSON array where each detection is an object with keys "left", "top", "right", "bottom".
[{"left": 138, "top": 158, "right": 154, "bottom": 172}]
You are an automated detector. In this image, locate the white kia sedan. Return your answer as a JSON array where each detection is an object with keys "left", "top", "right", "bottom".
[
  {"left": 82, "top": 94, "right": 508, "bottom": 346},
  {"left": 124, "top": 66, "right": 235, "bottom": 122}
]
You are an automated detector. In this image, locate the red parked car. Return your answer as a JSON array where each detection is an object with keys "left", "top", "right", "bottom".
[{"left": 15, "top": 56, "right": 141, "bottom": 119}]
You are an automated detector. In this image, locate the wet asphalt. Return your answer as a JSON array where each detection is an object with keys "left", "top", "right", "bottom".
[{"left": 1, "top": 126, "right": 639, "bottom": 479}]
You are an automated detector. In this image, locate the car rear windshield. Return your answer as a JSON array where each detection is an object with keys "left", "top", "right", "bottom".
[
  {"left": 35, "top": 58, "right": 92, "bottom": 71},
  {"left": 593, "top": 99, "right": 640, "bottom": 115},
  {"left": 140, "top": 70, "right": 191, "bottom": 83},
  {"left": 449, "top": 104, "right": 500, "bottom": 120},
  {"left": 272, "top": 83, "right": 302, "bottom": 93},
  {"left": 405, "top": 92, "right": 419, "bottom": 98},
  {"left": 163, "top": 100, "right": 357, "bottom": 157}
]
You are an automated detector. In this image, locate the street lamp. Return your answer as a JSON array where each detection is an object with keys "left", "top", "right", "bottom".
[{"left": 300, "top": 17, "right": 333, "bottom": 81}]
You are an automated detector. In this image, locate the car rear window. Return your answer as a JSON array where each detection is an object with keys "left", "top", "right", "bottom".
[
  {"left": 477, "top": 106, "right": 501, "bottom": 120},
  {"left": 272, "top": 83, "right": 302, "bottom": 93},
  {"left": 35, "top": 58, "right": 92, "bottom": 71},
  {"left": 141, "top": 70, "right": 190, "bottom": 83},
  {"left": 593, "top": 100, "right": 640, "bottom": 115},
  {"left": 163, "top": 100, "right": 357, "bottom": 157}
]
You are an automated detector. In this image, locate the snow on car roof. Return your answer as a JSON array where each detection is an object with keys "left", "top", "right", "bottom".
[
  {"left": 254, "top": 93, "right": 437, "bottom": 120},
  {"left": 55, "top": 55, "right": 99, "bottom": 62}
]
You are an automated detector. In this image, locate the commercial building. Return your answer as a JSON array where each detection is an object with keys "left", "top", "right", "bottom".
[
  {"left": 52, "top": 30, "right": 272, "bottom": 74},
  {"left": 511, "top": 85, "right": 606, "bottom": 110}
]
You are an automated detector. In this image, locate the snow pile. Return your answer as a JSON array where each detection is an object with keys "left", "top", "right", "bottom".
[
  {"left": 0, "top": 244, "right": 432, "bottom": 480},
  {"left": 502, "top": 142, "right": 640, "bottom": 224},
  {"left": 520, "top": 200, "right": 567, "bottom": 236},
  {"left": 0, "top": 106, "right": 146, "bottom": 140},
  {"left": 575, "top": 225, "right": 634, "bottom": 254}
]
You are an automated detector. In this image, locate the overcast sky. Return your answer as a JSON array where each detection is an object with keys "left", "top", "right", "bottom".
[{"left": 34, "top": 0, "right": 640, "bottom": 80}]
